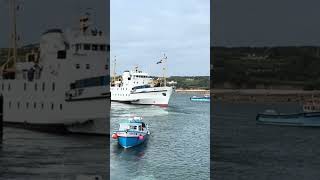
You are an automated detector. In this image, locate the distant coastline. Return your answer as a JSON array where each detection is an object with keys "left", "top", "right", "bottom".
[
  {"left": 212, "top": 46, "right": 320, "bottom": 90},
  {"left": 211, "top": 89, "right": 320, "bottom": 103},
  {"left": 175, "top": 89, "right": 209, "bottom": 94}
]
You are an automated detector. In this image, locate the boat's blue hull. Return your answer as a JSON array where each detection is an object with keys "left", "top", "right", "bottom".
[
  {"left": 256, "top": 112, "right": 320, "bottom": 126},
  {"left": 190, "top": 97, "right": 210, "bottom": 102},
  {"left": 118, "top": 135, "right": 148, "bottom": 148}
]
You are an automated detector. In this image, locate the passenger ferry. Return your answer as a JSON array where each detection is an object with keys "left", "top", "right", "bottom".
[
  {"left": 112, "top": 117, "right": 150, "bottom": 148},
  {"left": 110, "top": 57, "right": 174, "bottom": 106},
  {"left": 0, "top": 3, "right": 110, "bottom": 135}
]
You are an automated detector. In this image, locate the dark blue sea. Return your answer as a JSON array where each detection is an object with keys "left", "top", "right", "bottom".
[
  {"left": 212, "top": 101, "right": 320, "bottom": 180},
  {"left": 0, "top": 128, "right": 108, "bottom": 180},
  {"left": 110, "top": 93, "right": 210, "bottom": 180}
]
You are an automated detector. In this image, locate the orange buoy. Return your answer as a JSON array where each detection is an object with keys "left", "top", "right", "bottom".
[{"left": 112, "top": 133, "right": 118, "bottom": 139}]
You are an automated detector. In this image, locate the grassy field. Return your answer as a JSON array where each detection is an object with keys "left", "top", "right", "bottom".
[{"left": 212, "top": 46, "right": 320, "bottom": 90}]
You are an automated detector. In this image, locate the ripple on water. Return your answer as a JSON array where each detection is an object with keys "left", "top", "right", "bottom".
[{"left": 110, "top": 94, "right": 210, "bottom": 180}]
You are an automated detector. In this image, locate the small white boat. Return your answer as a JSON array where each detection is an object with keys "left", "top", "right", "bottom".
[
  {"left": 256, "top": 110, "right": 320, "bottom": 126},
  {"left": 190, "top": 95, "right": 210, "bottom": 102}
]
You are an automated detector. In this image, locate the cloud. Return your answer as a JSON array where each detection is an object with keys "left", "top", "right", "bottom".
[{"left": 111, "top": 0, "right": 210, "bottom": 76}]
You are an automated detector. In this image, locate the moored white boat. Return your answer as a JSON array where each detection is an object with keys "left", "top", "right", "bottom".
[
  {"left": 190, "top": 95, "right": 210, "bottom": 102},
  {"left": 256, "top": 110, "right": 320, "bottom": 126}
]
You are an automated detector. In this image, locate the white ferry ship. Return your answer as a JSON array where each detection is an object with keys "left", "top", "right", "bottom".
[
  {"left": 110, "top": 58, "right": 174, "bottom": 106},
  {"left": 0, "top": 4, "right": 110, "bottom": 135}
]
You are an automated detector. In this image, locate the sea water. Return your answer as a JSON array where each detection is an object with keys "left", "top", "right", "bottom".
[{"left": 110, "top": 93, "right": 210, "bottom": 180}]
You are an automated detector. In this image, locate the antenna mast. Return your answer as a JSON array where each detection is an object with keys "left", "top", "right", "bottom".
[
  {"left": 113, "top": 56, "right": 117, "bottom": 82},
  {"left": 162, "top": 54, "right": 167, "bottom": 87},
  {"left": 2, "top": 0, "right": 18, "bottom": 74},
  {"left": 12, "top": 0, "right": 18, "bottom": 68}
]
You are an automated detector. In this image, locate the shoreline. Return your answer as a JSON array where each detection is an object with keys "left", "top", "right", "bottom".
[
  {"left": 175, "top": 89, "right": 209, "bottom": 94},
  {"left": 211, "top": 89, "right": 320, "bottom": 103}
]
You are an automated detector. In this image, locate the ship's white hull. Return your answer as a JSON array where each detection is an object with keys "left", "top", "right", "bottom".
[
  {"left": 111, "top": 86, "right": 173, "bottom": 106},
  {"left": 2, "top": 97, "right": 110, "bottom": 135},
  {"left": 1, "top": 79, "right": 110, "bottom": 135}
]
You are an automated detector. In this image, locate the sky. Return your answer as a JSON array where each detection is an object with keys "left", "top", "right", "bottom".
[
  {"left": 212, "top": 0, "right": 320, "bottom": 47},
  {"left": 0, "top": 0, "right": 108, "bottom": 47},
  {"left": 111, "top": 0, "right": 210, "bottom": 76}
]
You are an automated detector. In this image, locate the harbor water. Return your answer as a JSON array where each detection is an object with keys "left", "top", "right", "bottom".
[
  {"left": 0, "top": 128, "right": 108, "bottom": 180},
  {"left": 212, "top": 101, "right": 320, "bottom": 180},
  {"left": 110, "top": 93, "right": 210, "bottom": 180}
]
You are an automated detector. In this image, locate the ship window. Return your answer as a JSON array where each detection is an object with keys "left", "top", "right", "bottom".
[
  {"left": 8, "top": 83, "right": 11, "bottom": 91},
  {"left": 26, "top": 102, "right": 29, "bottom": 109},
  {"left": 27, "top": 54, "right": 35, "bottom": 62},
  {"left": 17, "top": 102, "right": 20, "bottom": 109},
  {"left": 51, "top": 103, "right": 54, "bottom": 110},
  {"left": 72, "top": 76, "right": 109, "bottom": 89},
  {"left": 86, "top": 64, "right": 90, "bottom": 69},
  {"left": 75, "top": 44, "right": 82, "bottom": 51},
  {"left": 57, "top": 50, "right": 66, "bottom": 59},
  {"left": 41, "top": 103, "right": 44, "bottom": 109},
  {"left": 24, "top": 83, "right": 26, "bottom": 91},
  {"left": 92, "top": 44, "right": 98, "bottom": 51},
  {"left": 34, "top": 102, "right": 36, "bottom": 109},
  {"left": 84, "top": 44, "right": 91, "bottom": 50},
  {"left": 100, "top": 45, "right": 106, "bottom": 51},
  {"left": 76, "top": 64, "right": 80, "bottom": 69},
  {"left": 105, "top": 65, "right": 108, "bottom": 70},
  {"left": 60, "top": 104, "right": 63, "bottom": 110},
  {"left": 52, "top": 83, "right": 55, "bottom": 91},
  {"left": 42, "top": 82, "right": 45, "bottom": 91},
  {"left": 35, "top": 83, "right": 38, "bottom": 91},
  {"left": 8, "top": 101, "right": 11, "bottom": 109}
]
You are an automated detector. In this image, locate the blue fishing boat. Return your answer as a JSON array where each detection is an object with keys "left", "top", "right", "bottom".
[
  {"left": 256, "top": 110, "right": 320, "bottom": 126},
  {"left": 112, "top": 117, "right": 150, "bottom": 148},
  {"left": 190, "top": 95, "right": 210, "bottom": 102}
]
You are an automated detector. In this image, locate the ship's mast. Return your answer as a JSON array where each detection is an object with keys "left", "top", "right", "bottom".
[
  {"left": 113, "top": 56, "right": 117, "bottom": 82},
  {"left": 2, "top": 0, "right": 18, "bottom": 74},
  {"left": 162, "top": 54, "right": 167, "bottom": 87},
  {"left": 12, "top": 0, "right": 18, "bottom": 68}
]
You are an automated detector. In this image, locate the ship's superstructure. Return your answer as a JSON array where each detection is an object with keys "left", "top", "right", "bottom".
[
  {"left": 110, "top": 57, "right": 174, "bottom": 106},
  {"left": 0, "top": 4, "right": 110, "bottom": 135}
]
